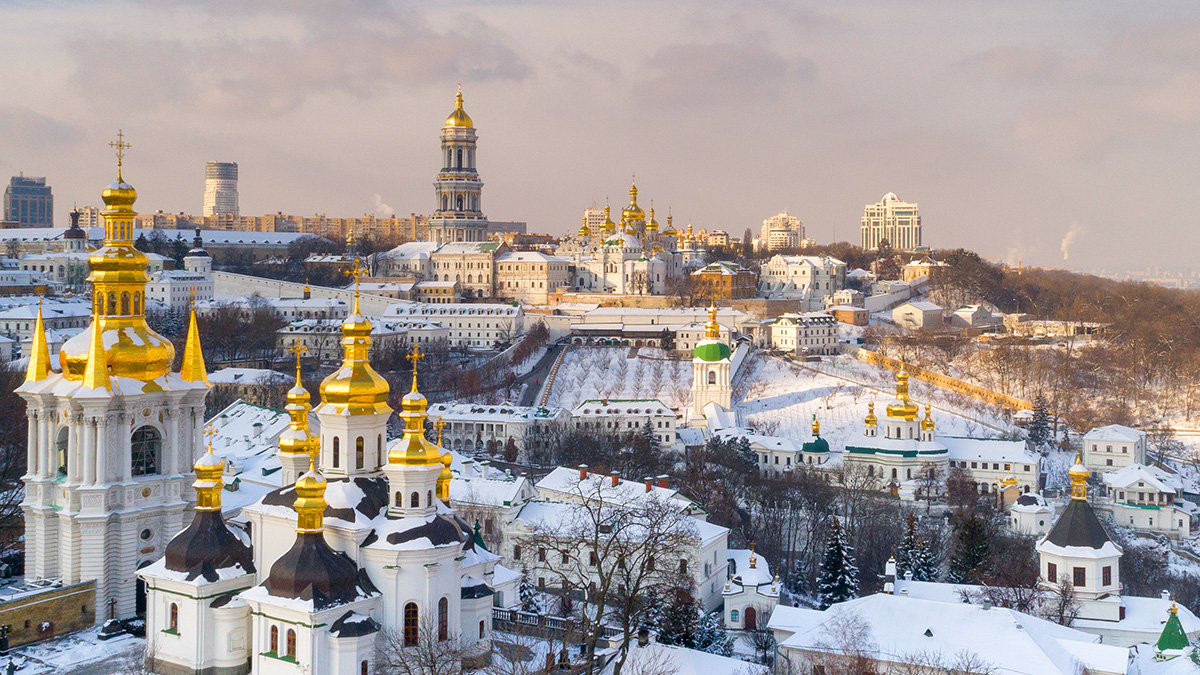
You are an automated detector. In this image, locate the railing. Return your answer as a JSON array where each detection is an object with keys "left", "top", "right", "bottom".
[
  {"left": 491, "top": 607, "right": 622, "bottom": 640},
  {"left": 538, "top": 344, "right": 572, "bottom": 407}
]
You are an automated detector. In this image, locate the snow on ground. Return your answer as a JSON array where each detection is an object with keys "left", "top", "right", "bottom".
[
  {"left": 545, "top": 346, "right": 692, "bottom": 410},
  {"left": 9, "top": 627, "right": 141, "bottom": 674},
  {"left": 735, "top": 353, "right": 1012, "bottom": 447}
]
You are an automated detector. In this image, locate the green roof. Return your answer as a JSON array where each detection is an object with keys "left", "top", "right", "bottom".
[
  {"left": 803, "top": 437, "right": 831, "bottom": 454},
  {"left": 1158, "top": 608, "right": 1190, "bottom": 652},
  {"left": 694, "top": 340, "right": 731, "bottom": 362}
]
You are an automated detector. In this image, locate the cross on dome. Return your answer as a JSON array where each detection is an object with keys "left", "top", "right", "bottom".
[{"left": 109, "top": 129, "right": 131, "bottom": 175}]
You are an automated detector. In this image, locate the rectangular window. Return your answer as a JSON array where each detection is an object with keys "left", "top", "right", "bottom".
[
  {"left": 1102, "top": 566, "right": 1111, "bottom": 586},
  {"left": 1073, "top": 567, "right": 1086, "bottom": 587},
  {"left": 1047, "top": 562, "right": 1057, "bottom": 583}
]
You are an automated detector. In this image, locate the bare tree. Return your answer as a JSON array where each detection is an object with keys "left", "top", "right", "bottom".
[
  {"left": 515, "top": 475, "right": 700, "bottom": 675},
  {"left": 374, "top": 618, "right": 466, "bottom": 675},
  {"left": 1042, "top": 578, "right": 1081, "bottom": 627}
]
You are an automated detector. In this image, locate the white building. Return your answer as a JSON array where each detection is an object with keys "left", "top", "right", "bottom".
[
  {"left": 757, "top": 255, "right": 845, "bottom": 309},
  {"left": 375, "top": 241, "right": 438, "bottom": 279},
  {"left": 943, "top": 436, "right": 1040, "bottom": 495},
  {"left": 760, "top": 212, "right": 804, "bottom": 252},
  {"left": 1009, "top": 492, "right": 1055, "bottom": 536},
  {"left": 0, "top": 300, "right": 91, "bottom": 358},
  {"left": 1082, "top": 424, "right": 1147, "bottom": 472},
  {"left": 383, "top": 302, "right": 524, "bottom": 350},
  {"left": 722, "top": 548, "right": 779, "bottom": 630},
  {"left": 493, "top": 250, "right": 570, "bottom": 304},
  {"left": 429, "top": 241, "right": 507, "bottom": 299},
  {"left": 770, "top": 312, "right": 838, "bottom": 356},
  {"left": 1101, "top": 463, "right": 1196, "bottom": 538},
  {"left": 892, "top": 300, "right": 943, "bottom": 330},
  {"left": 571, "top": 398, "right": 677, "bottom": 447},
  {"left": 690, "top": 306, "right": 733, "bottom": 423},
  {"left": 426, "top": 401, "right": 569, "bottom": 459},
  {"left": 278, "top": 317, "right": 449, "bottom": 363},
  {"left": 861, "top": 192, "right": 921, "bottom": 251},
  {"left": 144, "top": 232, "right": 214, "bottom": 313}
]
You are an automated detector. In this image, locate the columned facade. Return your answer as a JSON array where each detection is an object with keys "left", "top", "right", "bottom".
[{"left": 428, "top": 87, "right": 489, "bottom": 244}]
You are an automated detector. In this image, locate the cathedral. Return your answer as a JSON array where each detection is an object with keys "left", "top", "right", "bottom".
[
  {"left": 554, "top": 180, "right": 706, "bottom": 294},
  {"left": 20, "top": 148, "right": 516, "bottom": 674}
]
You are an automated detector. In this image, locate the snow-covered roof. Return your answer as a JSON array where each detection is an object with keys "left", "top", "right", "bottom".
[
  {"left": 727, "top": 548, "right": 774, "bottom": 588},
  {"left": 571, "top": 399, "right": 674, "bottom": 417},
  {"left": 209, "top": 368, "right": 292, "bottom": 386},
  {"left": 382, "top": 241, "right": 439, "bottom": 259},
  {"left": 772, "top": 594, "right": 1126, "bottom": 675},
  {"left": 435, "top": 241, "right": 501, "bottom": 255},
  {"left": 449, "top": 468, "right": 533, "bottom": 509},
  {"left": 428, "top": 401, "right": 563, "bottom": 424},
  {"left": 940, "top": 437, "right": 1036, "bottom": 465},
  {"left": 206, "top": 399, "right": 300, "bottom": 513},
  {"left": 495, "top": 251, "right": 564, "bottom": 263},
  {"left": 1102, "top": 463, "right": 1182, "bottom": 493},
  {"left": 844, "top": 432, "right": 947, "bottom": 457},
  {"left": 705, "top": 403, "right": 739, "bottom": 433},
  {"left": 898, "top": 300, "right": 942, "bottom": 312},
  {"left": 1084, "top": 424, "right": 1145, "bottom": 443},
  {"left": 0, "top": 301, "right": 91, "bottom": 320},
  {"left": 536, "top": 466, "right": 702, "bottom": 515},
  {"left": 1011, "top": 493, "right": 1053, "bottom": 513},
  {"left": 616, "top": 641, "right": 767, "bottom": 675},
  {"left": 516, "top": 499, "right": 726, "bottom": 547}
]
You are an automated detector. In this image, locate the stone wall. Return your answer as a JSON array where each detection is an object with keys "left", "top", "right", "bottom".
[{"left": 0, "top": 580, "right": 96, "bottom": 648}]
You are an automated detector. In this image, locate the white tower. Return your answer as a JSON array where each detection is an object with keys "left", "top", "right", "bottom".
[
  {"left": 203, "top": 161, "right": 238, "bottom": 217},
  {"left": 691, "top": 305, "right": 732, "bottom": 422},
  {"left": 427, "top": 86, "right": 489, "bottom": 244},
  {"left": 18, "top": 145, "right": 211, "bottom": 620}
]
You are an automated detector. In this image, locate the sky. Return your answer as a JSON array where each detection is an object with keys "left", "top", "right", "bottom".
[{"left": 2, "top": 0, "right": 1200, "bottom": 272}]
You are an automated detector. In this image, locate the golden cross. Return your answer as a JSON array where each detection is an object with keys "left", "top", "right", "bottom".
[
  {"left": 407, "top": 345, "right": 425, "bottom": 369},
  {"left": 202, "top": 424, "right": 217, "bottom": 452},
  {"left": 109, "top": 130, "right": 131, "bottom": 171},
  {"left": 346, "top": 257, "right": 368, "bottom": 295},
  {"left": 434, "top": 417, "right": 446, "bottom": 446},
  {"left": 288, "top": 341, "right": 308, "bottom": 380}
]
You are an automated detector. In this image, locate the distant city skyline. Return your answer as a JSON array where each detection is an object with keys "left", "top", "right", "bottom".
[{"left": 2, "top": 1, "right": 1199, "bottom": 270}]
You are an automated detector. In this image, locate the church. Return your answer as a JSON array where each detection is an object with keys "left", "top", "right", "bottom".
[{"left": 20, "top": 149, "right": 517, "bottom": 674}]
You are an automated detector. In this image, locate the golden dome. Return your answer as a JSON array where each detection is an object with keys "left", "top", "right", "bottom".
[
  {"left": 444, "top": 85, "right": 474, "bottom": 128},
  {"left": 194, "top": 431, "right": 225, "bottom": 512},
  {"left": 578, "top": 215, "right": 591, "bottom": 238},
  {"left": 1069, "top": 451, "right": 1089, "bottom": 500},
  {"left": 388, "top": 350, "right": 444, "bottom": 467},
  {"left": 436, "top": 452, "right": 453, "bottom": 502},
  {"left": 811, "top": 414, "right": 821, "bottom": 437},
  {"left": 885, "top": 370, "right": 920, "bottom": 421},
  {"left": 280, "top": 350, "right": 318, "bottom": 459},
  {"left": 59, "top": 160, "right": 175, "bottom": 382},
  {"left": 865, "top": 401, "right": 878, "bottom": 426},
  {"left": 602, "top": 204, "right": 617, "bottom": 233},
  {"left": 921, "top": 405, "right": 935, "bottom": 431},
  {"left": 294, "top": 463, "right": 328, "bottom": 532},
  {"left": 318, "top": 290, "right": 392, "bottom": 415},
  {"left": 663, "top": 209, "right": 676, "bottom": 236},
  {"left": 646, "top": 205, "right": 659, "bottom": 233},
  {"left": 705, "top": 304, "right": 721, "bottom": 339},
  {"left": 621, "top": 178, "right": 646, "bottom": 223}
]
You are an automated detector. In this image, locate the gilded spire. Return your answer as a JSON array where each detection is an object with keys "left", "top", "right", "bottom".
[
  {"left": 437, "top": 452, "right": 453, "bottom": 503},
  {"left": 281, "top": 343, "right": 318, "bottom": 459},
  {"left": 1069, "top": 451, "right": 1089, "bottom": 500},
  {"left": 444, "top": 83, "right": 474, "bottom": 128},
  {"left": 179, "top": 306, "right": 209, "bottom": 385},
  {"left": 194, "top": 426, "right": 224, "bottom": 511},
  {"left": 921, "top": 405, "right": 935, "bottom": 431},
  {"left": 81, "top": 308, "right": 110, "bottom": 391},
  {"left": 24, "top": 301, "right": 50, "bottom": 382},
  {"left": 886, "top": 369, "right": 919, "bottom": 421},
  {"left": 578, "top": 215, "right": 591, "bottom": 238},
  {"left": 705, "top": 304, "right": 720, "bottom": 339},
  {"left": 294, "top": 457, "right": 327, "bottom": 533},
  {"left": 318, "top": 257, "right": 390, "bottom": 414},
  {"left": 602, "top": 202, "right": 616, "bottom": 233},
  {"left": 865, "top": 401, "right": 878, "bottom": 426},
  {"left": 389, "top": 346, "right": 442, "bottom": 467},
  {"left": 811, "top": 413, "right": 820, "bottom": 437}
]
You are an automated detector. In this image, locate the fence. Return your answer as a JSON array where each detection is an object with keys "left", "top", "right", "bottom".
[
  {"left": 851, "top": 347, "right": 1033, "bottom": 412},
  {"left": 491, "top": 607, "right": 622, "bottom": 641}
]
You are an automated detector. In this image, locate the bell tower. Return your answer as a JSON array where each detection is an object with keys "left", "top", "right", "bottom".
[
  {"left": 691, "top": 305, "right": 733, "bottom": 422},
  {"left": 428, "top": 85, "right": 489, "bottom": 244}
]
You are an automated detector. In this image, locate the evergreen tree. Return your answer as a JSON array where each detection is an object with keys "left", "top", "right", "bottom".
[
  {"left": 654, "top": 591, "right": 699, "bottom": 648},
  {"left": 170, "top": 234, "right": 189, "bottom": 267},
  {"left": 659, "top": 328, "right": 675, "bottom": 351},
  {"left": 947, "top": 511, "right": 990, "bottom": 584},
  {"left": 818, "top": 517, "right": 859, "bottom": 609},
  {"left": 1029, "top": 393, "right": 1052, "bottom": 448},
  {"left": 894, "top": 513, "right": 919, "bottom": 579},
  {"left": 693, "top": 611, "right": 734, "bottom": 656},
  {"left": 910, "top": 536, "right": 938, "bottom": 582},
  {"left": 519, "top": 575, "right": 540, "bottom": 614},
  {"left": 787, "top": 559, "right": 807, "bottom": 596}
]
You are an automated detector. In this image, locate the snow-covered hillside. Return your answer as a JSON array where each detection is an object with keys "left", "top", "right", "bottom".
[{"left": 544, "top": 346, "right": 692, "bottom": 410}]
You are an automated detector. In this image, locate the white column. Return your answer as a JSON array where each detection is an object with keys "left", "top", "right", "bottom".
[
  {"left": 96, "top": 416, "right": 109, "bottom": 486},
  {"left": 41, "top": 410, "right": 55, "bottom": 479},
  {"left": 25, "top": 411, "right": 37, "bottom": 477},
  {"left": 66, "top": 415, "right": 78, "bottom": 482},
  {"left": 82, "top": 417, "right": 95, "bottom": 486},
  {"left": 120, "top": 414, "right": 132, "bottom": 483}
]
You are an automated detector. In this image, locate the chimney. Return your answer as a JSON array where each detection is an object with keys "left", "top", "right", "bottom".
[
  {"left": 644, "top": 477, "right": 652, "bottom": 492},
  {"left": 657, "top": 474, "right": 669, "bottom": 489},
  {"left": 251, "top": 421, "right": 263, "bottom": 439},
  {"left": 1162, "top": 590, "right": 1172, "bottom": 601},
  {"left": 982, "top": 600, "right": 992, "bottom": 610},
  {"left": 463, "top": 458, "right": 474, "bottom": 477},
  {"left": 480, "top": 461, "right": 490, "bottom": 480},
  {"left": 578, "top": 464, "right": 588, "bottom": 480},
  {"left": 883, "top": 556, "right": 896, "bottom": 594},
  {"left": 898, "top": 588, "right": 908, "bottom": 596},
  {"left": 610, "top": 471, "right": 619, "bottom": 487}
]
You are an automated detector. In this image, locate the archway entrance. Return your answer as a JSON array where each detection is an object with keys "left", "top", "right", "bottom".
[
  {"left": 744, "top": 606, "right": 757, "bottom": 630},
  {"left": 136, "top": 560, "right": 152, "bottom": 617}
]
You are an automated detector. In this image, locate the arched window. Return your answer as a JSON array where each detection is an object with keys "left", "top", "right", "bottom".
[
  {"left": 456, "top": 195, "right": 464, "bottom": 211},
  {"left": 867, "top": 465, "right": 875, "bottom": 477},
  {"left": 707, "top": 370, "right": 716, "bottom": 385},
  {"left": 427, "top": 490, "right": 434, "bottom": 506},
  {"left": 395, "top": 491, "right": 402, "bottom": 507},
  {"left": 362, "top": 661, "right": 369, "bottom": 675},
  {"left": 356, "top": 436, "right": 364, "bottom": 469},
  {"left": 333, "top": 437, "right": 340, "bottom": 468},
  {"left": 730, "top": 609, "right": 739, "bottom": 623},
  {"left": 456, "top": 148, "right": 463, "bottom": 168},
  {"left": 442, "top": 194, "right": 448, "bottom": 211},
  {"left": 270, "top": 625, "right": 279, "bottom": 654},
  {"left": 55, "top": 427, "right": 69, "bottom": 477},
  {"left": 410, "top": 492, "right": 420, "bottom": 508},
  {"left": 438, "top": 597, "right": 449, "bottom": 641},
  {"left": 404, "top": 603, "right": 419, "bottom": 647},
  {"left": 131, "top": 426, "right": 161, "bottom": 476},
  {"left": 286, "top": 629, "right": 296, "bottom": 658},
  {"left": 169, "top": 603, "right": 178, "bottom": 631},
  {"left": 121, "top": 292, "right": 130, "bottom": 315},
  {"left": 479, "top": 619, "right": 485, "bottom": 639},
  {"left": 107, "top": 292, "right": 117, "bottom": 315},
  {"left": 132, "top": 292, "right": 140, "bottom": 315}
]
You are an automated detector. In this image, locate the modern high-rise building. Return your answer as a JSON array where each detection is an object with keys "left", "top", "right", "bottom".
[
  {"left": 202, "top": 161, "right": 238, "bottom": 216},
  {"left": 427, "top": 86, "right": 489, "bottom": 244},
  {"left": 4, "top": 174, "right": 53, "bottom": 227},
  {"left": 761, "top": 211, "right": 804, "bottom": 252},
  {"left": 861, "top": 192, "right": 921, "bottom": 251}
]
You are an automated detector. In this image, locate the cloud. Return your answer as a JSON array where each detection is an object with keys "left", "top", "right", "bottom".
[
  {"left": 955, "top": 45, "right": 1064, "bottom": 85},
  {"left": 0, "top": 107, "right": 85, "bottom": 149},
  {"left": 372, "top": 193, "right": 394, "bottom": 217},
  {"left": 632, "top": 40, "right": 814, "bottom": 107},
  {"left": 66, "top": 3, "right": 530, "bottom": 117}
]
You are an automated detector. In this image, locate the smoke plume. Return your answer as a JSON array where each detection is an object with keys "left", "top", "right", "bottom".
[
  {"left": 373, "top": 194, "right": 395, "bottom": 217},
  {"left": 1060, "top": 222, "right": 1084, "bottom": 262}
]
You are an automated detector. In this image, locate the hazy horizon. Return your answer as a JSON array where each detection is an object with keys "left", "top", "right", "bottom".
[{"left": 3, "top": 1, "right": 1199, "bottom": 272}]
